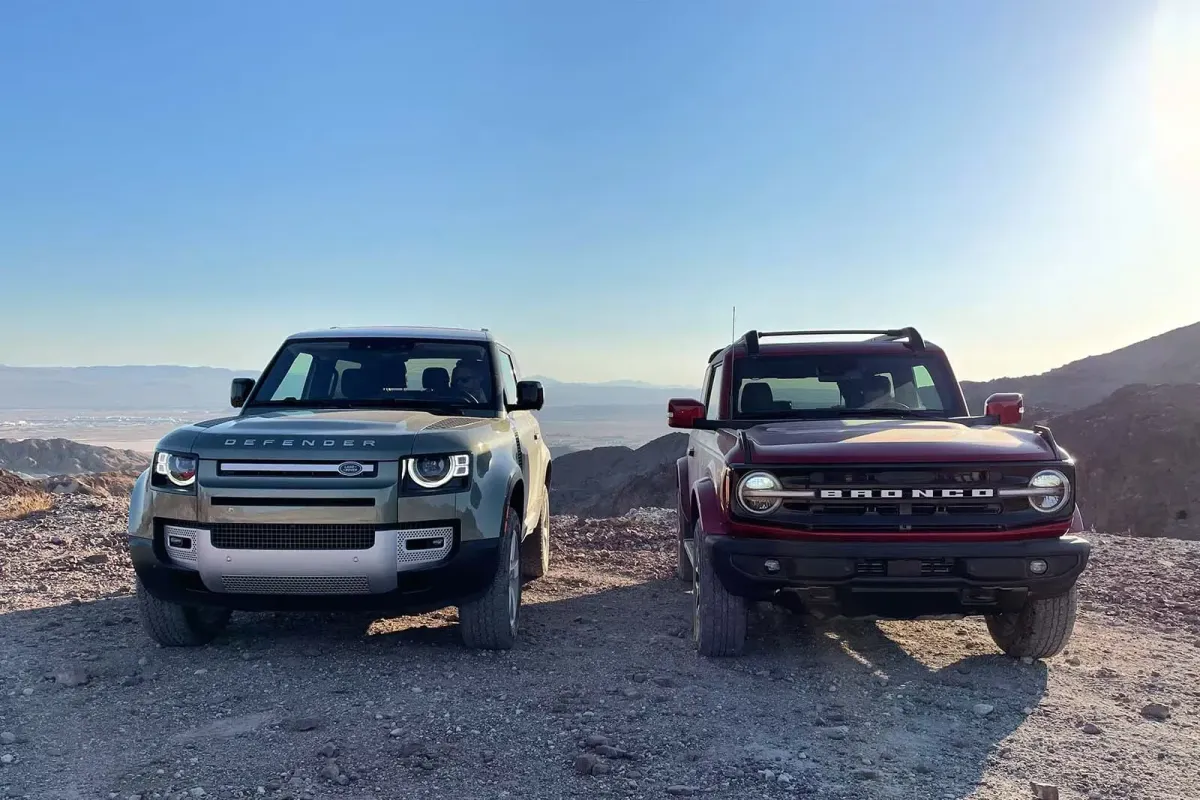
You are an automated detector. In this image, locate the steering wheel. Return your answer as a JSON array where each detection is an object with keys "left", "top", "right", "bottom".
[{"left": 864, "top": 397, "right": 912, "bottom": 410}]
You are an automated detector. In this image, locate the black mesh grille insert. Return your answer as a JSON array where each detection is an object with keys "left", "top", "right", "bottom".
[{"left": 209, "top": 523, "right": 376, "bottom": 551}]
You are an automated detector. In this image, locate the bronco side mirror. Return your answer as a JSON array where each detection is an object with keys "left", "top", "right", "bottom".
[
  {"left": 984, "top": 392, "right": 1023, "bottom": 425},
  {"left": 511, "top": 380, "right": 544, "bottom": 411},
  {"left": 667, "top": 398, "right": 706, "bottom": 429},
  {"left": 231, "top": 378, "right": 255, "bottom": 408}
]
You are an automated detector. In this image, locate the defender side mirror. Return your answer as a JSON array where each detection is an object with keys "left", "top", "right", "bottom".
[
  {"left": 984, "top": 392, "right": 1023, "bottom": 425},
  {"left": 668, "top": 398, "right": 706, "bottom": 429},
  {"left": 231, "top": 378, "right": 256, "bottom": 408},
  {"left": 511, "top": 380, "right": 544, "bottom": 411}
]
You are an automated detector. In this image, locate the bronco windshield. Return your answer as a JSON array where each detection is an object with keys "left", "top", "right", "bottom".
[
  {"left": 246, "top": 337, "right": 497, "bottom": 412},
  {"left": 728, "top": 353, "right": 965, "bottom": 419}
]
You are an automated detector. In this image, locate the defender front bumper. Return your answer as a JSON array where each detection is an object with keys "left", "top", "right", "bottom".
[
  {"left": 129, "top": 524, "right": 500, "bottom": 614},
  {"left": 704, "top": 533, "right": 1091, "bottom": 617}
]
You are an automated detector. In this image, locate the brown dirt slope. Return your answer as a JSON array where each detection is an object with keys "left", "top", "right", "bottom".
[
  {"left": 1046, "top": 383, "right": 1200, "bottom": 540},
  {"left": 550, "top": 432, "right": 687, "bottom": 518},
  {"left": 0, "top": 436, "right": 148, "bottom": 477}
]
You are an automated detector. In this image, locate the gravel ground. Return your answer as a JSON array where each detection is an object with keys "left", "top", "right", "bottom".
[{"left": 2, "top": 497, "right": 1199, "bottom": 800}]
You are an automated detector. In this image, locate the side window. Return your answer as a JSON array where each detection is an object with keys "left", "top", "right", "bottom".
[
  {"left": 497, "top": 351, "right": 520, "bottom": 406},
  {"left": 912, "top": 365, "right": 945, "bottom": 410},
  {"left": 270, "top": 353, "right": 313, "bottom": 400},
  {"left": 705, "top": 363, "right": 724, "bottom": 420}
]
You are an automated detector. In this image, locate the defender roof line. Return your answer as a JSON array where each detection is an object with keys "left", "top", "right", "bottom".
[{"left": 732, "top": 327, "right": 927, "bottom": 356}]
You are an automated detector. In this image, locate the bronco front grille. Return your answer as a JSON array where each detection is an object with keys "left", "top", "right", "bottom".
[{"left": 209, "top": 523, "right": 376, "bottom": 551}]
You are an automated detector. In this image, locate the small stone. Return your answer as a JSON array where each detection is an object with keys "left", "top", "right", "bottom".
[
  {"left": 193, "top": 669, "right": 208, "bottom": 676},
  {"left": 1022, "top": 707, "right": 1035, "bottom": 715},
  {"left": 574, "top": 754, "right": 600, "bottom": 775},
  {"left": 665, "top": 787, "right": 698, "bottom": 796},
  {"left": 1030, "top": 782, "right": 1060, "bottom": 800},
  {"left": 21, "top": 688, "right": 33, "bottom": 696},
  {"left": 334, "top": 774, "right": 349, "bottom": 786},
  {"left": 84, "top": 553, "right": 109, "bottom": 565},
  {"left": 389, "top": 728, "right": 404, "bottom": 737},
  {"left": 137, "top": 657, "right": 148, "bottom": 667},
  {"left": 584, "top": 734, "right": 610, "bottom": 748},
  {"left": 1082, "top": 723, "right": 1103, "bottom": 735},
  {"left": 317, "top": 742, "right": 338, "bottom": 758},
  {"left": 778, "top": 773, "right": 793, "bottom": 783},
  {"left": 652, "top": 676, "right": 676, "bottom": 688},
  {"left": 284, "top": 718, "right": 322, "bottom": 732},
  {"left": 621, "top": 688, "right": 641, "bottom": 699},
  {"left": 1066, "top": 656, "right": 1082, "bottom": 666},
  {"left": 1021, "top": 657, "right": 1034, "bottom": 665},
  {"left": 1141, "top": 703, "right": 1171, "bottom": 721},
  {"left": 0, "top": 733, "right": 14, "bottom": 745},
  {"left": 0, "top": 755, "right": 14, "bottom": 765},
  {"left": 592, "top": 762, "right": 612, "bottom": 775},
  {"left": 54, "top": 666, "right": 90, "bottom": 687},
  {"left": 318, "top": 760, "right": 340, "bottom": 780},
  {"left": 189, "top": 790, "right": 206, "bottom": 799},
  {"left": 632, "top": 673, "right": 648, "bottom": 683},
  {"left": 973, "top": 703, "right": 994, "bottom": 716}
]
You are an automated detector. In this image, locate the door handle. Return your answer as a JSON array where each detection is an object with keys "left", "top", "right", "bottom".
[{"left": 687, "top": 447, "right": 695, "bottom": 456}]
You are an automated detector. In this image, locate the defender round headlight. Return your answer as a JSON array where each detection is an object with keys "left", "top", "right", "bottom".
[
  {"left": 154, "top": 452, "right": 197, "bottom": 487},
  {"left": 407, "top": 454, "right": 471, "bottom": 489},
  {"left": 737, "top": 471, "right": 783, "bottom": 515},
  {"left": 1028, "top": 469, "right": 1070, "bottom": 514}
]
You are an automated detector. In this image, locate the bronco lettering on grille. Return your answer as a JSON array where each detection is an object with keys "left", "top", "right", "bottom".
[{"left": 818, "top": 488, "right": 996, "bottom": 499}]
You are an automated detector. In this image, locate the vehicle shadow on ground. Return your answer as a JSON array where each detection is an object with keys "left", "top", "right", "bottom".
[{"left": 1, "top": 578, "right": 1048, "bottom": 799}]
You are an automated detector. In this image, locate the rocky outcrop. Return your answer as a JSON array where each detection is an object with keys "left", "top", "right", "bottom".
[
  {"left": 550, "top": 433, "right": 688, "bottom": 519},
  {"left": 959, "top": 321, "right": 1200, "bottom": 415},
  {"left": 1046, "top": 383, "right": 1200, "bottom": 540},
  {"left": 0, "top": 437, "right": 148, "bottom": 478}
]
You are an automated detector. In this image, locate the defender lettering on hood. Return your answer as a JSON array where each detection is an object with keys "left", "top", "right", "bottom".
[{"left": 222, "top": 438, "right": 378, "bottom": 448}]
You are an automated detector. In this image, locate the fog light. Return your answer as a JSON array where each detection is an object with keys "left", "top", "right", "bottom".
[
  {"left": 1029, "top": 559, "right": 1048, "bottom": 575},
  {"left": 764, "top": 559, "right": 781, "bottom": 574},
  {"left": 167, "top": 534, "right": 193, "bottom": 550}
]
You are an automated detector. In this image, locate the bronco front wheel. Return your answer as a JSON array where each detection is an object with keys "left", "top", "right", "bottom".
[
  {"left": 985, "top": 586, "right": 1078, "bottom": 660},
  {"left": 692, "top": 521, "right": 747, "bottom": 657}
]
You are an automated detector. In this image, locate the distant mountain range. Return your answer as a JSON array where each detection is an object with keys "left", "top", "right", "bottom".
[
  {"left": 0, "top": 365, "right": 700, "bottom": 411},
  {"left": 3, "top": 320, "right": 1198, "bottom": 417}
]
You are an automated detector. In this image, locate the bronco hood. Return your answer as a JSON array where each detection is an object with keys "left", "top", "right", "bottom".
[
  {"left": 741, "top": 418, "right": 1059, "bottom": 464},
  {"left": 180, "top": 409, "right": 490, "bottom": 460}
]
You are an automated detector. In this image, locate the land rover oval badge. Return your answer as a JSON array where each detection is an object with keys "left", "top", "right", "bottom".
[{"left": 337, "top": 461, "right": 365, "bottom": 477}]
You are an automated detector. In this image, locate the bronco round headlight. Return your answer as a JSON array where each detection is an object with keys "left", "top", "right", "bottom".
[
  {"left": 1028, "top": 469, "right": 1070, "bottom": 514},
  {"left": 737, "top": 471, "right": 783, "bottom": 515}
]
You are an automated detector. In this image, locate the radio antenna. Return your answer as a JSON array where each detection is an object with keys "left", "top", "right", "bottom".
[{"left": 731, "top": 305, "right": 736, "bottom": 344}]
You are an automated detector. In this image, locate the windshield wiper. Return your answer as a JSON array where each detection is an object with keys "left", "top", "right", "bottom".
[
  {"left": 833, "top": 408, "right": 946, "bottom": 418},
  {"left": 247, "top": 397, "right": 468, "bottom": 414}
]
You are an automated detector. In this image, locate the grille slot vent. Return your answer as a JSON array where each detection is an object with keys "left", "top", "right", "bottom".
[
  {"left": 513, "top": 430, "right": 524, "bottom": 470},
  {"left": 396, "top": 526, "right": 454, "bottom": 568},
  {"left": 220, "top": 575, "right": 371, "bottom": 594},
  {"left": 426, "top": 418, "right": 479, "bottom": 430},
  {"left": 210, "top": 523, "right": 376, "bottom": 551}
]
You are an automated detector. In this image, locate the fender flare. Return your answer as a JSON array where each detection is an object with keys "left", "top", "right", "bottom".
[
  {"left": 675, "top": 456, "right": 690, "bottom": 521},
  {"left": 692, "top": 477, "right": 730, "bottom": 537},
  {"left": 126, "top": 468, "right": 152, "bottom": 538}
]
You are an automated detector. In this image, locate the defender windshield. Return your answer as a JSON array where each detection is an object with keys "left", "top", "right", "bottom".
[
  {"left": 729, "top": 353, "right": 964, "bottom": 419},
  {"left": 247, "top": 338, "right": 496, "bottom": 412}
]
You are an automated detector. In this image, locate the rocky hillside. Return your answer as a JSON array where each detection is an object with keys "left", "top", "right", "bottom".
[
  {"left": 960, "top": 320, "right": 1200, "bottom": 414},
  {"left": 550, "top": 432, "right": 687, "bottom": 518},
  {"left": 0, "top": 437, "right": 148, "bottom": 478},
  {"left": 1046, "top": 383, "right": 1200, "bottom": 540}
]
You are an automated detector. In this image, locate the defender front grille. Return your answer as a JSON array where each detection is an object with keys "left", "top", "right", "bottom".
[
  {"left": 220, "top": 575, "right": 371, "bottom": 594},
  {"left": 209, "top": 523, "right": 376, "bottom": 551}
]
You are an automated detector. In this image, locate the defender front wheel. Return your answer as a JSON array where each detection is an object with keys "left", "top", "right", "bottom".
[
  {"left": 520, "top": 491, "right": 550, "bottom": 580},
  {"left": 135, "top": 578, "right": 231, "bottom": 647},
  {"left": 692, "top": 521, "right": 746, "bottom": 657},
  {"left": 985, "top": 586, "right": 1078, "bottom": 660},
  {"left": 459, "top": 503, "right": 523, "bottom": 650}
]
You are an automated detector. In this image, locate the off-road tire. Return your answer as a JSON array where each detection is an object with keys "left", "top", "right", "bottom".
[
  {"left": 135, "top": 578, "right": 232, "bottom": 647},
  {"left": 459, "top": 502, "right": 523, "bottom": 650},
  {"left": 985, "top": 586, "right": 1078, "bottom": 660},
  {"left": 520, "top": 490, "right": 550, "bottom": 580},
  {"left": 675, "top": 496, "right": 694, "bottom": 583},
  {"left": 692, "top": 521, "right": 747, "bottom": 657}
]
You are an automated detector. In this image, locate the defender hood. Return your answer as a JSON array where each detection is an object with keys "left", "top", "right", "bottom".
[
  {"left": 742, "top": 418, "right": 1059, "bottom": 464},
  {"left": 185, "top": 408, "right": 490, "bottom": 460}
]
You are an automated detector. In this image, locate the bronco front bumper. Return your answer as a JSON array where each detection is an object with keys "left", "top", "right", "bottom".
[{"left": 704, "top": 533, "right": 1091, "bottom": 617}]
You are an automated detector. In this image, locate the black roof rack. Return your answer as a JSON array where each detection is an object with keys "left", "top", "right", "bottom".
[{"left": 736, "top": 327, "right": 926, "bottom": 356}]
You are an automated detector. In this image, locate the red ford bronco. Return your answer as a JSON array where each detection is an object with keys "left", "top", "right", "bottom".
[{"left": 669, "top": 328, "right": 1089, "bottom": 658}]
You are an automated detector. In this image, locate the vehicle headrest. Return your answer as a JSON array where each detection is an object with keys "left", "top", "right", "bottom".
[
  {"left": 741, "top": 381, "right": 775, "bottom": 412},
  {"left": 339, "top": 367, "right": 380, "bottom": 399},
  {"left": 422, "top": 367, "right": 450, "bottom": 390}
]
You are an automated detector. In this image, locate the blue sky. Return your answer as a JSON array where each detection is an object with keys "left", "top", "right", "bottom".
[{"left": 1, "top": 0, "right": 1195, "bottom": 385}]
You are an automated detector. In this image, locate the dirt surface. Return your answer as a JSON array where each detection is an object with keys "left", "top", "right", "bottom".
[{"left": 2, "top": 498, "right": 1199, "bottom": 800}]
